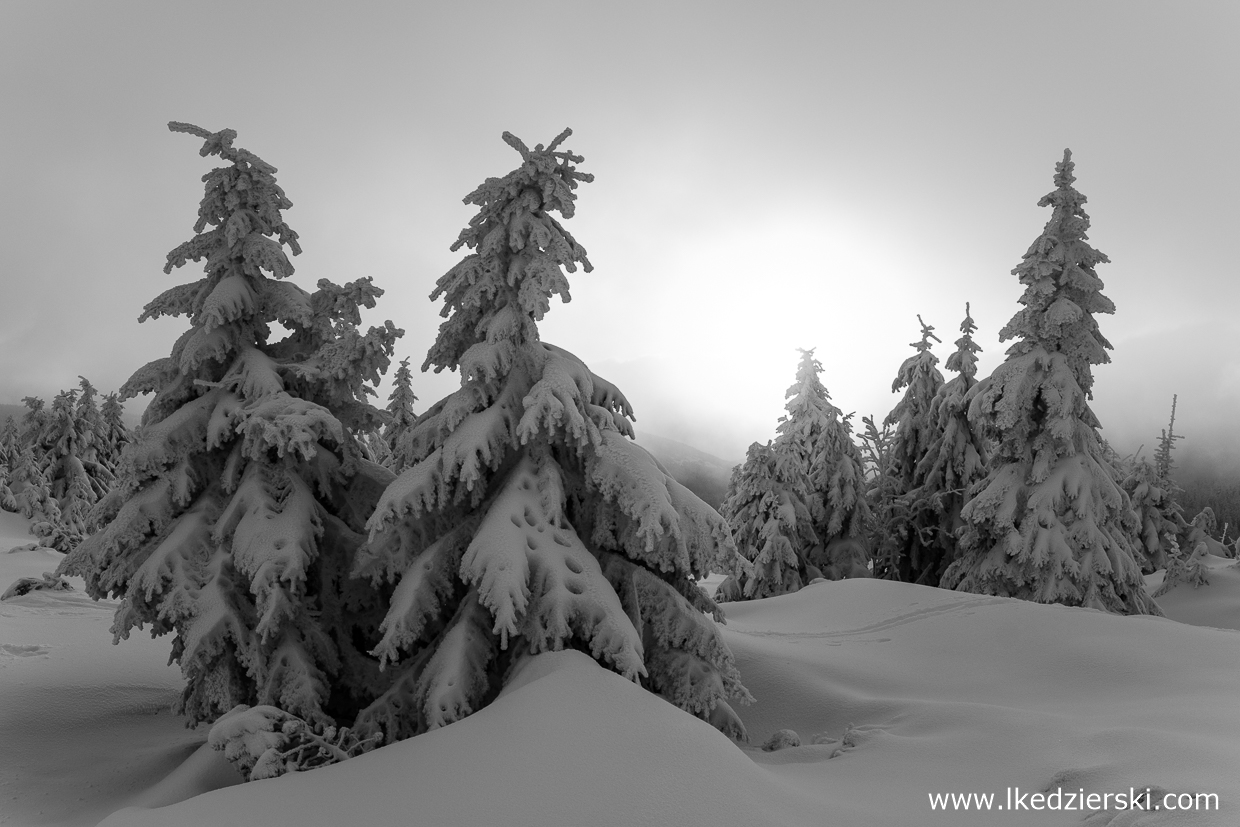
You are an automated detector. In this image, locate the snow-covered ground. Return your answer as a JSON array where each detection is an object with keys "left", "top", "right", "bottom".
[{"left": 2, "top": 510, "right": 1237, "bottom": 827}]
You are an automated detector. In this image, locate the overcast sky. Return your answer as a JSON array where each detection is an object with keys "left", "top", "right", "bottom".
[{"left": 1, "top": 1, "right": 1237, "bottom": 466}]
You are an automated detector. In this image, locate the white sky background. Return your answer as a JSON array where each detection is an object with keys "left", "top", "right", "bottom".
[{"left": 1, "top": 1, "right": 1237, "bottom": 466}]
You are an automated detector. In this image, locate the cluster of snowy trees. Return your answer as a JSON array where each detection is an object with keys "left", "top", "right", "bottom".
[
  {"left": 722, "top": 150, "right": 1230, "bottom": 614},
  {"left": 47, "top": 122, "right": 749, "bottom": 779},
  {"left": 0, "top": 380, "right": 130, "bottom": 552},
  {"left": 11, "top": 125, "right": 1234, "bottom": 781}
]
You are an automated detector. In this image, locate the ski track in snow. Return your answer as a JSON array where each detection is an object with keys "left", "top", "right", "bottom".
[{"left": 729, "top": 590, "right": 1009, "bottom": 641}]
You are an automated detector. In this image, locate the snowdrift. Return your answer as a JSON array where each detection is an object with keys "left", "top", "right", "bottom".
[
  {"left": 2, "top": 510, "right": 1238, "bottom": 826},
  {"left": 1145, "top": 552, "right": 1240, "bottom": 631}
]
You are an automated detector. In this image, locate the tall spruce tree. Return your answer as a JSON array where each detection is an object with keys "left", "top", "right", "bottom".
[
  {"left": 9, "top": 445, "right": 56, "bottom": 525},
  {"left": 355, "top": 130, "right": 749, "bottom": 743},
  {"left": 382, "top": 356, "right": 418, "bottom": 471},
  {"left": 0, "top": 416, "right": 20, "bottom": 467},
  {"left": 875, "top": 317, "right": 944, "bottom": 580},
  {"left": 1120, "top": 452, "right": 1181, "bottom": 573},
  {"left": 59, "top": 123, "right": 402, "bottom": 730},
  {"left": 942, "top": 150, "right": 1159, "bottom": 614},
  {"left": 902, "top": 304, "right": 988, "bottom": 585},
  {"left": 43, "top": 387, "right": 113, "bottom": 503},
  {"left": 1153, "top": 394, "right": 1183, "bottom": 483},
  {"left": 19, "top": 397, "right": 49, "bottom": 448},
  {"left": 31, "top": 387, "right": 114, "bottom": 551},
  {"left": 97, "top": 392, "right": 133, "bottom": 474},
  {"left": 0, "top": 464, "right": 16, "bottom": 513},
  {"left": 781, "top": 349, "right": 870, "bottom": 579},
  {"left": 0, "top": 417, "right": 18, "bottom": 513},
  {"left": 75, "top": 377, "right": 106, "bottom": 452}
]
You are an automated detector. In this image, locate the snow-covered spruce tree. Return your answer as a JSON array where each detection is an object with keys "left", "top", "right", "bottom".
[
  {"left": 1120, "top": 453, "right": 1182, "bottom": 573},
  {"left": 0, "top": 417, "right": 17, "bottom": 512},
  {"left": 355, "top": 129, "right": 750, "bottom": 743},
  {"left": 97, "top": 392, "right": 133, "bottom": 474},
  {"left": 97, "top": 394, "right": 130, "bottom": 461},
  {"left": 382, "top": 356, "right": 418, "bottom": 471},
  {"left": 1153, "top": 394, "right": 1183, "bottom": 483},
  {"left": 778, "top": 349, "right": 870, "bottom": 580},
  {"left": 9, "top": 446, "right": 54, "bottom": 519},
  {"left": 30, "top": 389, "right": 92, "bottom": 551},
  {"left": 875, "top": 317, "right": 944, "bottom": 580},
  {"left": 900, "top": 304, "right": 989, "bottom": 585},
  {"left": 44, "top": 387, "right": 114, "bottom": 501},
  {"left": 1153, "top": 531, "right": 1209, "bottom": 597},
  {"left": 0, "top": 416, "right": 20, "bottom": 468},
  {"left": 941, "top": 150, "right": 1159, "bottom": 614},
  {"left": 75, "top": 377, "right": 106, "bottom": 453},
  {"left": 1180, "top": 506, "right": 1221, "bottom": 557},
  {"left": 0, "top": 461, "right": 17, "bottom": 513},
  {"left": 58, "top": 122, "right": 402, "bottom": 732},
  {"left": 717, "top": 440, "right": 817, "bottom": 600},
  {"left": 19, "top": 396, "right": 49, "bottom": 447},
  {"left": 859, "top": 414, "right": 903, "bottom": 577}
]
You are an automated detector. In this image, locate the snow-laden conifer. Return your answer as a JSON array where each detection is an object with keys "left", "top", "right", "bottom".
[
  {"left": 0, "top": 416, "right": 20, "bottom": 468},
  {"left": 97, "top": 391, "right": 132, "bottom": 474},
  {"left": 43, "top": 388, "right": 113, "bottom": 502},
  {"left": 874, "top": 317, "right": 944, "bottom": 580},
  {"left": 859, "top": 413, "right": 901, "bottom": 571},
  {"left": 19, "top": 397, "right": 49, "bottom": 447},
  {"left": 1120, "top": 453, "right": 1182, "bottom": 573},
  {"left": 382, "top": 356, "right": 418, "bottom": 471},
  {"left": 1152, "top": 532, "right": 1209, "bottom": 597},
  {"left": 0, "top": 464, "right": 18, "bottom": 513},
  {"left": 717, "top": 440, "right": 816, "bottom": 599},
  {"left": 1178, "top": 505, "right": 1228, "bottom": 559},
  {"left": 0, "top": 417, "right": 18, "bottom": 513},
  {"left": 722, "top": 350, "right": 870, "bottom": 598},
  {"left": 942, "top": 150, "right": 1159, "bottom": 615},
  {"left": 9, "top": 446, "right": 55, "bottom": 524},
  {"left": 1153, "top": 394, "right": 1183, "bottom": 483},
  {"left": 59, "top": 123, "right": 402, "bottom": 730},
  {"left": 357, "top": 130, "right": 749, "bottom": 743},
  {"left": 898, "top": 305, "right": 989, "bottom": 585},
  {"left": 74, "top": 377, "right": 107, "bottom": 452},
  {"left": 885, "top": 317, "right": 944, "bottom": 488},
  {"left": 779, "top": 349, "right": 871, "bottom": 577}
]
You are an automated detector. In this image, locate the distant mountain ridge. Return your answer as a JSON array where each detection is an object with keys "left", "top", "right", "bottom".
[
  {"left": 634, "top": 431, "right": 740, "bottom": 511},
  {"left": 0, "top": 404, "right": 27, "bottom": 426}
]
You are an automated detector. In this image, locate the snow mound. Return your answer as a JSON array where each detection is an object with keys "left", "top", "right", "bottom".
[
  {"left": 1144, "top": 553, "right": 1240, "bottom": 631},
  {"left": 102, "top": 649, "right": 824, "bottom": 827}
]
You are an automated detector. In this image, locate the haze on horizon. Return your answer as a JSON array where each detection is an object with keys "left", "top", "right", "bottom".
[{"left": 1, "top": 2, "right": 1237, "bottom": 472}]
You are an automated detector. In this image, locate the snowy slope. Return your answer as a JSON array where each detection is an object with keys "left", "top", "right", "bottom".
[
  {"left": 3, "top": 510, "right": 1238, "bottom": 827},
  {"left": 1145, "top": 553, "right": 1240, "bottom": 632},
  {"left": 0, "top": 511, "right": 239, "bottom": 827}
]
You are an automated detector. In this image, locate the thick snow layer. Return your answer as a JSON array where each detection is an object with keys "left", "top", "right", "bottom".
[{"left": 3, "top": 509, "right": 1238, "bottom": 826}]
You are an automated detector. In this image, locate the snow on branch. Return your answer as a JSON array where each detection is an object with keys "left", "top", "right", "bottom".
[{"left": 459, "top": 456, "right": 645, "bottom": 680}]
